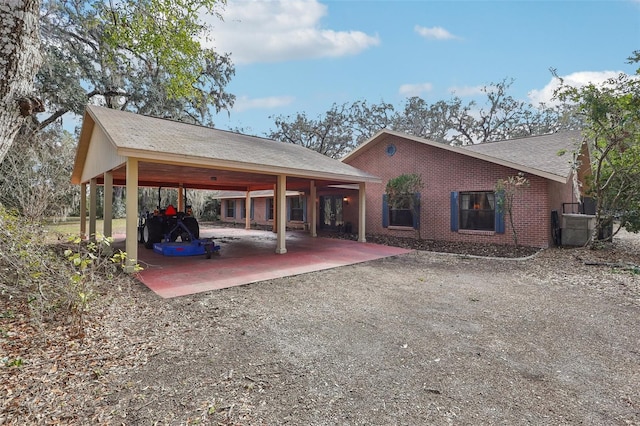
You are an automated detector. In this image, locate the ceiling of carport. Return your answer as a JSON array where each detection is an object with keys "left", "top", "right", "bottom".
[{"left": 95, "top": 162, "right": 349, "bottom": 192}]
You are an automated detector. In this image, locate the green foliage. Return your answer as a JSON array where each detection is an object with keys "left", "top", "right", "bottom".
[
  {"left": 37, "top": 0, "right": 235, "bottom": 128},
  {"left": 554, "top": 51, "right": 640, "bottom": 243},
  {"left": 0, "top": 206, "right": 139, "bottom": 334},
  {"left": 495, "top": 173, "right": 530, "bottom": 246},
  {"left": 386, "top": 174, "right": 424, "bottom": 209},
  {"left": 62, "top": 233, "right": 141, "bottom": 329},
  {"left": 0, "top": 125, "right": 78, "bottom": 220}
]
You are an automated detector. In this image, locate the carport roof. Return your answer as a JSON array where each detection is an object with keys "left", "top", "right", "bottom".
[{"left": 71, "top": 105, "right": 380, "bottom": 190}]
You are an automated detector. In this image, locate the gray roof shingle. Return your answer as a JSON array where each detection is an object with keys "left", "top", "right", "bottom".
[
  {"left": 462, "top": 130, "right": 584, "bottom": 179},
  {"left": 86, "top": 105, "right": 379, "bottom": 181}
]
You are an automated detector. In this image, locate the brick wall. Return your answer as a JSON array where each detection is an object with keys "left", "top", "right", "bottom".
[{"left": 345, "top": 134, "right": 573, "bottom": 248}]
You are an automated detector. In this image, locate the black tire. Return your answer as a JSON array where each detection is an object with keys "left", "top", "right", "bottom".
[
  {"left": 143, "top": 221, "right": 163, "bottom": 249},
  {"left": 182, "top": 217, "right": 200, "bottom": 240}
]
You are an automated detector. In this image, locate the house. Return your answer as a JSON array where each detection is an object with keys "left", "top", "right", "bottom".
[{"left": 340, "top": 129, "right": 590, "bottom": 248}]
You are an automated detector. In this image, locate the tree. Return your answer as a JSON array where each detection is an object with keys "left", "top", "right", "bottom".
[
  {"left": 3, "top": 0, "right": 236, "bottom": 219},
  {"left": 448, "top": 78, "right": 576, "bottom": 145},
  {"left": 0, "top": 125, "right": 78, "bottom": 219},
  {"left": 385, "top": 173, "right": 424, "bottom": 238},
  {"left": 554, "top": 51, "right": 640, "bottom": 245},
  {"left": 495, "top": 173, "right": 530, "bottom": 247},
  {"left": 270, "top": 78, "right": 577, "bottom": 155},
  {"left": 0, "top": 0, "right": 43, "bottom": 165},
  {"left": 391, "top": 97, "right": 460, "bottom": 142},
  {"left": 269, "top": 101, "right": 394, "bottom": 159},
  {"left": 37, "top": 0, "right": 235, "bottom": 129}
]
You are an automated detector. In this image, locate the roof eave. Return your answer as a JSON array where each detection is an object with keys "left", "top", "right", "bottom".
[
  {"left": 70, "top": 110, "right": 94, "bottom": 185},
  {"left": 344, "top": 129, "right": 570, "bottom": 183},
  {"left": 117, "top": 148, "right": 382, "bottom": 184}
]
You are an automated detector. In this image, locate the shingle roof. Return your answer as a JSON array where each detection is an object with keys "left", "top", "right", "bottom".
[
  {"left": 80, "top": 105, "right": 380, "bottom": 183},
  {"left": 462, "top": 130, "right": 584, "bottom": 180},
  {"left": 343, "top": 129, "right": 584, "bottom": 183}
]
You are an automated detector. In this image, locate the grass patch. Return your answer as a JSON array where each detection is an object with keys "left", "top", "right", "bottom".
[{"left": 45, "top": 218, "right": 128, "bottom": 240}]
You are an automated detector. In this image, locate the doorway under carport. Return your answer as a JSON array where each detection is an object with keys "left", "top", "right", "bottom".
[{"left": 132, "top": 227, "right": 412, "bottom": 298}]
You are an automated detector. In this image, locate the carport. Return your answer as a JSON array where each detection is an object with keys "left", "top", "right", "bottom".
[{"left": 71, "top": 106, "right": 380, "bottom": 271}]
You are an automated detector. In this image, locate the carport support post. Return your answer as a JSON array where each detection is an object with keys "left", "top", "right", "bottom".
[
  {"left": 103, "top": 171, "right": 113, "bottom": 238},
  {"left": 309, "top": 180, "right": 317, "bottom": 237},
  {"left": 358, "top": 183, "right": 366, "bottom": 243},
  {"left": 178, "top": 185, "right": 184, "bottom": 212},
  {"left": 89, "top": 178, "right": 97, "bottom": 240},
  {"left": 245, "top": 191, "right": 251, "bottom": 230},
  {"left": 275, "top": 175, "right": 287, "bottom": 254},
  {"left": 80, "top": 183, "right": 87, "bottom": 239},
  {"left": 125, "top": 157, "right": 139, "bottom": 272}
]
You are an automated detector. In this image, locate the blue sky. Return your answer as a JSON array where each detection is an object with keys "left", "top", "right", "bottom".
[{"left": 201, "top": 0, "right": 640, "bottom": 137}]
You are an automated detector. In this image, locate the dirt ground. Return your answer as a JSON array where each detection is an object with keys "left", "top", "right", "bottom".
[{"left": 2, "top": 232, "right": 640, "bottom": 425}]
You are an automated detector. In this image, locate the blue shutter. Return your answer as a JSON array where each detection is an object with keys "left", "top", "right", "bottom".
[
  {"left": 495, "top": 191, "right": 505, "bottom": 234},
  {"left": 250, "top": 198, "right": 254, "bottom": 220},
  {"left": 286, "top": 198, "right": 291, "bottom": 221},
  {"left": 450, "top": 192, "right": 459, "bottom": 231},
  {"left": 302, "top": 196, "right": 307, "bottom": 222},
  {"left": 266, "top": 199, "right": 270, "bottom": 219},
  {"left": 382, "top": 194, "right": 389, "bottom": 228},
  {"left": 412, "top": 193, "right": 421, "bottom": 229}
]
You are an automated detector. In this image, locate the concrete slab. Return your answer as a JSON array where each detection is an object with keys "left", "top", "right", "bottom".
[{"left": 133, "top": 227, "right": 412, "bottom": 298}]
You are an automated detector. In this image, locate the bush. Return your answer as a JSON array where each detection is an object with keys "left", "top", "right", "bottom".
[{"left": 0, "top": 205, "right": 138, "bottom": 335}]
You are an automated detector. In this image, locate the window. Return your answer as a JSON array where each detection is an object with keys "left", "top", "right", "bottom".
[
  {"left": 382, "top": 193, "right": 420, "bottom": 229},
  {"left": 240, "top": 199, "right": 254, "bottom": 219},
  {"left": 459, "top": 191, "right": 495, "bottom": 231},
  {"left": 289, "top": 196, "right": 305, "bottom": 221},
  {"left": 226, "top": 200, "right": 236, "bottom": 219},
  {"left": 389, "top": 197, "right": 413, "bottom": 227},
  {"left": 266, "top": 198, "right": 274, "bottom": 220}
]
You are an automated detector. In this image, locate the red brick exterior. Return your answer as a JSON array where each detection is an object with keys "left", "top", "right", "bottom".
[{"left": 343, "top": 135, "right": 578, "bottom": 248}]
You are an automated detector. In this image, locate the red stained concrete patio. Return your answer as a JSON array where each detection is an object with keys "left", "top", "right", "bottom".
[{"left": 132, "top": 227, "right": 412, "bottom": 298}]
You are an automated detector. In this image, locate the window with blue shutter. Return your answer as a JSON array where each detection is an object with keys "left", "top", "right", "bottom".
[
  {"left": 266, "top": 198, "right": 274, "bottom": 220},
  {"left": 226, "top": 200, "right": 236, "bottom": 219},
  {"left": 384, "top": 193, "right": 420, "bottom": 228}
]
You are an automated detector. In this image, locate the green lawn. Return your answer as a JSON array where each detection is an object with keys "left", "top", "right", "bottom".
[{"left": 45, "top": 217, "right": 128, "bottom": 239}]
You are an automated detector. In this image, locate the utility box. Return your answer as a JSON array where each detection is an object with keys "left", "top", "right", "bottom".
[{"left": 561, "top": 214, "right": 596, "bottom": 246}]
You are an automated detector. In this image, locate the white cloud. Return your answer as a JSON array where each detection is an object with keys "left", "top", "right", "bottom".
[
  {"left": 398, "top": 82, "right": 433, "bottom": 97},
  {"left": 527, "top": 71, "right": 625, "bottom": 106},
  {"left": 202, "top": 0, "right": 380, "bottom": 64},
  {"left": 448, "top": 85, "right": 484, "bottom": 97},
  {"left": 414, "top": 25, "right": 459, "bottom": 41},
  {"left": 232, "top": 95, "right": 295, "bottom": 112}
]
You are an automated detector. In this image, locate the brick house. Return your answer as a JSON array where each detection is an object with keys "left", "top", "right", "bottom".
[{"left": 341, "top": 130, "right": 590, "bottom": 248}]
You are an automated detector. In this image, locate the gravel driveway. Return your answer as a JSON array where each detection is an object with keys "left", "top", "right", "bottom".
[
  {"left": 4, "top": 232, "right": 639, "bottom": 424},
  {"left": 95, "top": 237, "right": 640, "bottom": 425}
]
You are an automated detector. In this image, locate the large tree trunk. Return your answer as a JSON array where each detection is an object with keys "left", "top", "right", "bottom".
[{"left": 0, "top": 0, "right": 42, "bottom": 164}]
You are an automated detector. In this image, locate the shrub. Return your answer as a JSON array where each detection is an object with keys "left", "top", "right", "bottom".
[{"left": 0, "top": 205, "right": 138, "bottom": 335}]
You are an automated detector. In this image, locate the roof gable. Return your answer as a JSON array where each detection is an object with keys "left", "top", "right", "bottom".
[
  {"left": 343, "top": 129, "right": 584, "bottom": 183},
  {"left": 72, "top": 106, "right": 380, "bottom": 186}
]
